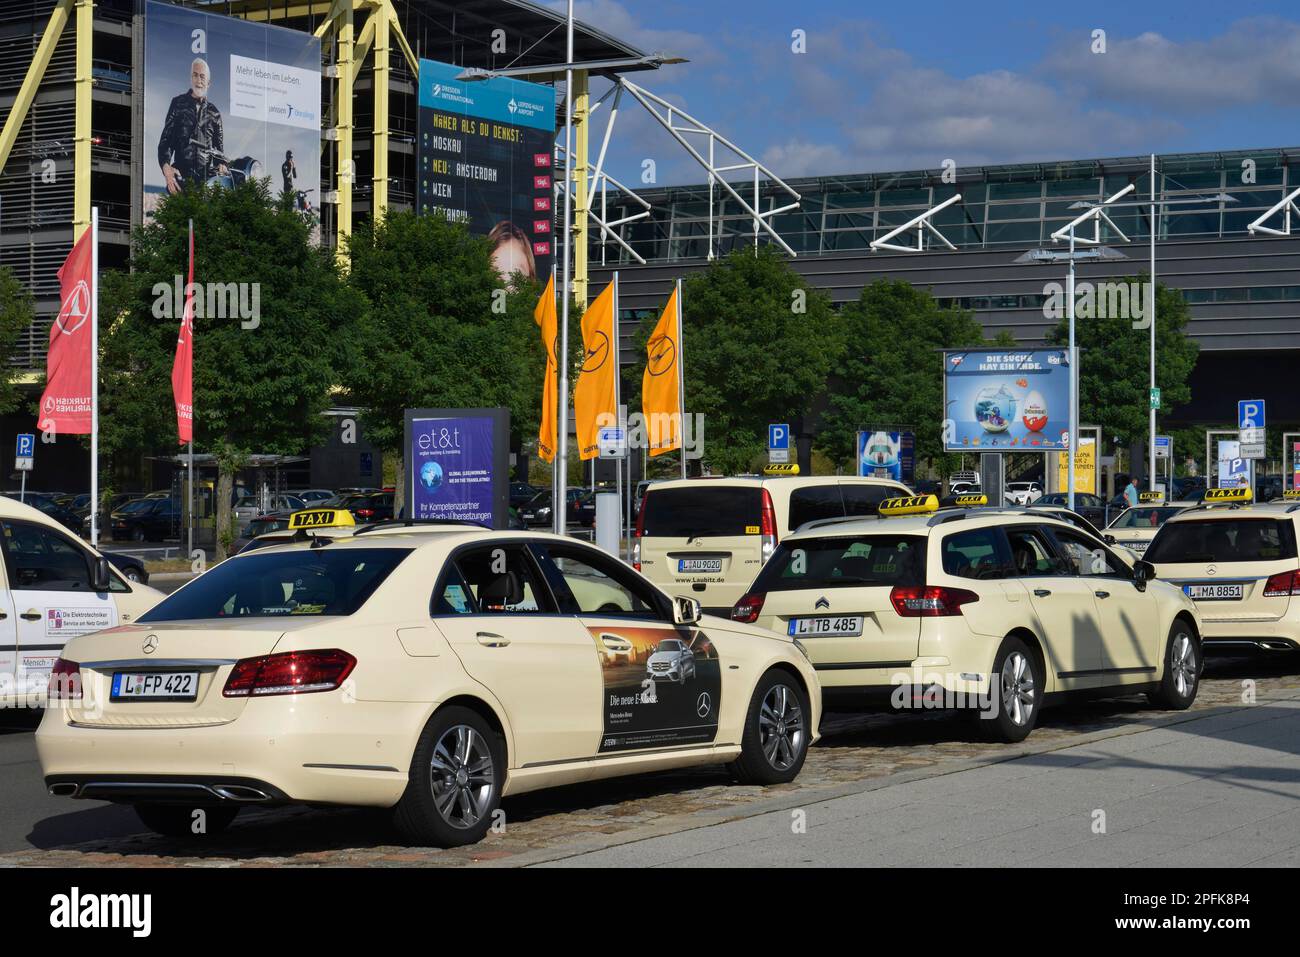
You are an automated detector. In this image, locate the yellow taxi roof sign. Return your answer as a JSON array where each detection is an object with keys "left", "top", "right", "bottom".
[
  {"left": 878, "top": 494, "right": 940, "bottom": 517},
  {"left": 1138, "top": 491, "right": 1165, "bottom": 502},
  {"left": 763, "top": 463, "right": 800, "bottom": 475},
  {"left": 952, "top": 493, "right": 988, "bottom": 507},
  {"left": 288, "top": 508, "right": 356, "bottom": 530},
  {"left": 1283, "top": 489, "right": 1300, "bottom": 500},
  {"left": 1203, "top": 486, "right": 1252, "bottom": 503}
]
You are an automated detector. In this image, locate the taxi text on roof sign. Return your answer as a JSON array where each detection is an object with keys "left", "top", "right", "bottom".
[
  {"left": 1203, "top": 486, "right": 1252, "bottom": 503},
  {"left": 288, "top": 508, "right": 356, "bottom": 530},
  {"left": 1285, "top": 489, "right": 1300, "bottom": 500},
  {"left": 1139, "top": 491, "right": 1165, "bottom": 502},
  {"left": 878, "top": 494, "right": 939, "bottom": 517},
  {"left": 952, "top": 493, "right": 988, "bottom": 507},
  {"left": 763, "top": 463, "right": 800, "bottom": 475}
]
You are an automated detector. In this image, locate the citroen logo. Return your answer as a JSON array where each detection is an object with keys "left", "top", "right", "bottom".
[
  {"left": 142, "top": 635, "right": 159, "bottom": 655},
  {"left": 815, "top": 596, "right": 830, "bottom": 610},
  {"left": 696, "top": 692, "right": 712, "bottom": 718}
]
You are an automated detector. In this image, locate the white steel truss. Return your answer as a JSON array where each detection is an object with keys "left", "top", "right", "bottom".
[
  {"left": 1050, "top": 183, "right": 1136, "bottom": 245},
  {"left": 554, "top": 141, "right": 652, "bottom": 265},
  {"left": 870, "top": 194, "right": 963, "bottom": 252},
  {"left": 1247, "top": 186, "right": 1300, "bottom": 237}
]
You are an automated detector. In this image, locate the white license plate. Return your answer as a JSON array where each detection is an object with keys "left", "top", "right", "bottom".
[
  {"left": 111, "top": 671, "right": 199, "bottom": 701},
  {"left": 678, "top": 558, "right": 722, "bottom": 573},
  {"left": 1184, "top": 583, "right": 1244, "bottom": 601},
  {"left": 788, "top": 615, "right": 865, "bottom": 637},
  {"left": 1125, "top": 541, "right": 1148, "bottom": 554}
]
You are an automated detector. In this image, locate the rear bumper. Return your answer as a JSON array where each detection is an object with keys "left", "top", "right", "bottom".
[
  {"left": 44, "top": 774, "right": 291, "bottom": 805},
  {"left": 1202, "top": 636, "right": 1300, "bottom": 653}
]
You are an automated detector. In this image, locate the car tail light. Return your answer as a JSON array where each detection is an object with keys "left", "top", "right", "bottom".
[
  {"left": 355, "top": 508, "right": 375, "bottom": 519},
  {"left": 48, "top": 658, "right": 82, "bottom": 701},
  {"left": 732, "top": 592, "right": 766, "bottom": 623},
  {"left": 1263, "top": 570, "right": 1300, "bottom": 597},
  {"left": 223, "top": 649, "right": 357, "bottom": 698},
  {"left": 633, "top": 495, "right": 647, "bottom": 571},
  {"left": 760, "top": 488, "right": 778, "bottom": 563},
  {"left": 889, "top": 585, "right": 980, "bottom": 617}
]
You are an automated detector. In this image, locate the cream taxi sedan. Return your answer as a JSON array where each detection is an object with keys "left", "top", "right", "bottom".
[
  {"left": 730, "top": 494, "right": 1203, "bottom": 742},
  {"left": 37, "top": 525, "right": 819, "bottom": 847},
  {"left": 1145, "top": 486, "right": 1300, "bottom": 654},
  {"left": 1103, "top": 495, "right": 1191, "bottom": 560}
]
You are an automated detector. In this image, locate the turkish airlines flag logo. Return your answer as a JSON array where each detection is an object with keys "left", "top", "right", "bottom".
[
  {"left": 38, "top": 230, "right": 95, "bottom": 434},
  {"left": 172, "top": 227, "right": 194, "bottom": 444}
]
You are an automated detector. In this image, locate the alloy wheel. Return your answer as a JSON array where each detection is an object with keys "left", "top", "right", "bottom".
[
  {"left": 1171, "top": 632, "right": 1197, "bottom": 698},
  {"left": 428, "top": 724, "right": 496, "bottom": 830},
  {"left": 1001, "top": 651, "right": 1037, "bottom": 726},
  {"left": 758, "top": 684, "right": 805, "bottom": 770}
]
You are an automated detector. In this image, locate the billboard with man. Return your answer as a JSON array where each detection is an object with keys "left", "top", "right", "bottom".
[
  {"left": 142, "top": 2, "right": 321, "bottom": 237},
  {"left": 416, "top": 58, "right": 557, "bottom": 282}
]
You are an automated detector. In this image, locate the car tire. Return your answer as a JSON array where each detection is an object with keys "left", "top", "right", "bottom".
[
  {"left": 392, "top": 706, "right": 504, "bottom": 848},
  {"left": 134, "top": 804, "right": 238, "bottom": 838},
  {"left": 125, "top": 568, "right": 142, "bottom": 582},
  {"left": 977, "top": 636, "right": 1042, "bottom": 743},
  {"left": 131, "top": 528, "right": 145, "bottom": 542},
  {"left": 729, "top": 669, "right": 810, "bottom": 785},
  {"left": 1147, "top": 620, "right": 1200, "bottom": 710}
]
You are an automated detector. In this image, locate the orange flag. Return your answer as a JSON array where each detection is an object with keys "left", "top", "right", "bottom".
[
  {"left": 573, "top": 281, "right": 617, "bottom": 461},
  {"left": 641, "top": 286, "right": 682, "bottom": 456},
  {"left": 534, "top": 273, "right": 558, "bottom": 463}
]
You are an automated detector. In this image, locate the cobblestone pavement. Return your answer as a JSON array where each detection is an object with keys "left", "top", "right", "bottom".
[{"left": 3, "top": 657, "right": 1296, "bottom": 868}]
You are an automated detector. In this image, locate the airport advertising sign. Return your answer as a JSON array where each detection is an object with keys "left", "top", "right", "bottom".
[{"left": 942, "top": 349, "right": 1071, "bottom": 451}]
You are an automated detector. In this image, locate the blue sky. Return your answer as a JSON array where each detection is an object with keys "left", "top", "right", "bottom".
[{"left": 545, "top": 0, "right": 1300, "bottom": 186}]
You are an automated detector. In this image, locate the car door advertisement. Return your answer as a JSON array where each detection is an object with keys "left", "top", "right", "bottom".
[{"left": 587, "top": 625, "right": 721, "bottom": 753}]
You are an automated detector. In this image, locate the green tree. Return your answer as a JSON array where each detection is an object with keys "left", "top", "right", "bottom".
[
  {"left": 818, "top": 278, "right": 987, "bottom": 475},
  {"left": 342, "top": 211, "right": 551, "bottom": 510},
  {"left": 0, "top": 266, "right": 35, "bottom": 416},
  {"left": 1045, "top": 278, "right": 1199, "bottom": 453},
  {"left": 668, "top": 248, "right": 844, "bottom": 474},
  {"left": 100, "top": 181, "right": 361, "bottom": 557}
]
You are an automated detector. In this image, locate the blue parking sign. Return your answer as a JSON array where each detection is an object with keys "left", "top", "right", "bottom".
[
  {"left": 1238, "top": 400, "right": 1265, "bottom": 430},
  {"left": 768, "top": 423, "right": 790, "bottom": 450},
  {"left": 15, "top": 433, "right": 34, "bottom": 458}
]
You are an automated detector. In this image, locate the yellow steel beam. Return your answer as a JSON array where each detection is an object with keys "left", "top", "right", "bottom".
[
  {"left": 372, "top": 6, "right": 389, "bottom": 220},
  {"left": 385, "top": 3, "right": 419, "bottom": 75},
  {"left": 74, "top": 0, "right": 93, "bottom": 239},
  {"left": 572, "top": 71, "right": 589, "bottom": 305},
  {"left": 349, "top": 12, "right": 376, "bottom": 84},
  {"left": 0, "top": 0, "right": 73, "bottom": 179}
]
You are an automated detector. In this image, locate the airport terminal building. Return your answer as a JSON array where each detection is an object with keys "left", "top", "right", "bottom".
[{"left": 593, "top": 147, "right": 1300, "bottom": 430}]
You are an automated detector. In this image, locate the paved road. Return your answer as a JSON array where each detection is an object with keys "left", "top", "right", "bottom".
[{"left": 540, "top": 695, "right": 1300, "bottom": 868}]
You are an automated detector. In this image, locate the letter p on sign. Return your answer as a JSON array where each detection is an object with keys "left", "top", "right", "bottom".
[{"left": 769, "top": 423, "right": 790, "bottom": 451}]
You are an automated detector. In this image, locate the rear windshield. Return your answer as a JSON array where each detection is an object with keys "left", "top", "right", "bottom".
[
  {"left": 1109, "top": 507, "right": 1185, "bottom": 530},
  {"left": 140, "top": 548, "right": 411, "bottom": 621},
  {"left": 640, "top": 486, "right": 761, "bottom": 538},
  {"left": 1145, "top": 519, "right": 1297, "bottom": 564},
  {"left": 751, "top": 535, "right": 926, "bottom": 591}
]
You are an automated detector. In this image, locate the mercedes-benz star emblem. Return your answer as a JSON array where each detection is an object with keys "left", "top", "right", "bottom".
[
  {"left": 142, "top": 635, "right": 159, "bottom": 655},
  {"left": 815, "top": 596, "right": 830, "bottom": 610},
  {"left": 696, "top": 692, "right": 712, "bottom": 718},
  {"left": 1206, "top": 566, "right": 1217, "bottom": 577}
]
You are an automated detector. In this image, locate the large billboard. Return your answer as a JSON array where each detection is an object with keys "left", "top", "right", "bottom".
[
  {"left": 416, "top": 59, "right": 556, "bottom": 282},
  {"left": 857, "top": 430, "right": 915, "bottom": 483},
  {"left": 943, "top": 349, "right": 1071, "bottom": 451},
  {"left": 404, "top": 408, "right": 510, "bottom": 529},
  {"left": 142, "top": 1, "right": 321, "bottom": 237}
]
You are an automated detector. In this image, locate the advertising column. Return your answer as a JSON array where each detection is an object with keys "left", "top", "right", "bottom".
[{"left": 405, "top": 408, "right": 510, "bottom": 529}]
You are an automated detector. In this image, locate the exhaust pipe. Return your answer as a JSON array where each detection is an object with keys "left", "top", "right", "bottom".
[
  {"left": 210, "top": 784, "right": 272, "bottom": 802},
  {"left": 1258, "top": 640, "right": 1294, "bottom": 651},
  {"left": 48, "top": 783, "right": 79, "bottom": 797}
]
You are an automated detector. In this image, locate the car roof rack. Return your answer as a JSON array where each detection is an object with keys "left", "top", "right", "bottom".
[{"left": 352, "top": 518, "right": 489, "bottom": 535}]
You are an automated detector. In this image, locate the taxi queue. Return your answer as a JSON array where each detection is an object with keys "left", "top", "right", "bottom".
[{"left": 28, "top": 477, "right": 1298, "bottom": 847}]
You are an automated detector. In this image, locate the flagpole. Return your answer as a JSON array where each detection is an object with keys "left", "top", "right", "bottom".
[
  {"left": 675, "top": 278, "right": 686, "bottom": 480},
  {"left": 89, "top": 206, "right": 99, "bottom": 549},
  {"left": 187, "top": 218, "right": 194, "bottom": 562},
  {"left": 555, "top": 0, "right": 574, "bottom": 537}
]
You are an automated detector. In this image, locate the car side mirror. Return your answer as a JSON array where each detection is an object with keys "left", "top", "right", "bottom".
[
  {"left": 672, "top": 595, "right": 701, "bottom": 626},
  {"left": 1133, "top": 559, "right": 1154, "bottom": 592},
  {"left": 1104, "top": 534, "right": 1116, "bottom": 545},
  {"left": 93, "top": 556, "right": 112, "bottom": 592}
]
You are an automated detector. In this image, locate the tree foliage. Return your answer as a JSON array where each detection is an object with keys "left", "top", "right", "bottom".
[{"left": 0, "top": 266, "right": 35, "bottom": 417}]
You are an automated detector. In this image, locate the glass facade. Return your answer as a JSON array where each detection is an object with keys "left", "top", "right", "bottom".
[{"left": 590, "top": 149, "right": 1296, "bottom": 266}]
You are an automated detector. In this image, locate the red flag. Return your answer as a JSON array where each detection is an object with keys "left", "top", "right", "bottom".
[
  {"left": 172, "top": 223, "right": 194, "bottom": 444},
  {"left": 38, "top": 230, "right": 95, "bottom": 435}
]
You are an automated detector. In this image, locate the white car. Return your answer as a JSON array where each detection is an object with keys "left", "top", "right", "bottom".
[
  {"left": 645, "top": 638, "right": 697, "bottom": 683},
  {"left": 730, "top": 494, "right": 1203, "bottom": 742},
  {"left": 1004, "top": 482, "right": 1043, "bottom": 506},
  {"left": 38, "top": 526, "right": 819, "bottom": 847}
]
